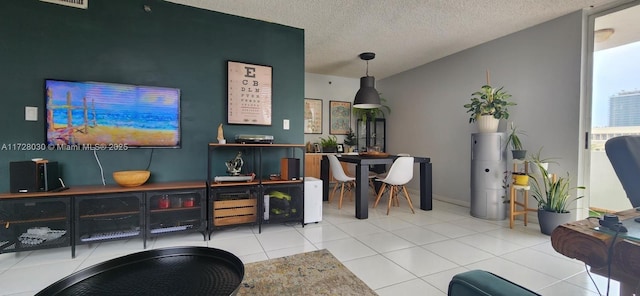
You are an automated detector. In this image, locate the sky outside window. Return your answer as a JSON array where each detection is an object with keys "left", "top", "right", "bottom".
[{"left": 592, "top": 41, "right": 640, "bottom": 127}]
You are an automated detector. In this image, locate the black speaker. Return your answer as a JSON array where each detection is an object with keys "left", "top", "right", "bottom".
[
  {"left": 280, "top": 158, "right": 300, "bottom": 180},
  {"left": 10, "top": 161, "right": 62, "bottom": 193}
]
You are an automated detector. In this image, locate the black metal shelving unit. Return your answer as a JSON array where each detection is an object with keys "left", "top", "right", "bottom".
[{"left": 207, "top": 143, "right": 305, "bottom": 234}]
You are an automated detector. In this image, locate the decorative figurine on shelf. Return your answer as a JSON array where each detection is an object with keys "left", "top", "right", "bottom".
[
  {"left": 217, "top": 123, "right": 226, "bottom": 144},
  {"left": 225, "top": 151, "right": 244, "bottom": 176}
]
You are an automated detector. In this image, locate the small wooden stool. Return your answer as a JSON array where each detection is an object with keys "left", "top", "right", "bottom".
[{"left": 509, "top": 160, "right": 537, "bottom": 228}]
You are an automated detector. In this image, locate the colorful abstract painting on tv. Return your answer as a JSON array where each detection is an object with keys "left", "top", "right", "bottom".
[{"left": 45, "top": 80, "right": 181, "bottom": 148}]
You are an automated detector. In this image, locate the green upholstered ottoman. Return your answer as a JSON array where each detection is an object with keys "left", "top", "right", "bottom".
[{"left": 448, "top": 270, "right": 540, "bottom": 296}]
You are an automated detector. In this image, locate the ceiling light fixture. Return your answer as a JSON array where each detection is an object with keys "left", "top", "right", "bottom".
[
  {"left": 594, "top": 28, "right": 614, "bottom": 43},
  {"left": 353, "top": 52, "right": 381, "bottom": 109}
]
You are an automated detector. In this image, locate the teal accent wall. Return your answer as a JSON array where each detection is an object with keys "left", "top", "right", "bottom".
[{"left": 0, "top": 0, "right": 304, "bottom": 192}]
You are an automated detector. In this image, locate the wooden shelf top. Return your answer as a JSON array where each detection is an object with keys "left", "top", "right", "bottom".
[
  {"left": 210, "top": 181, "right": 261, "bottom": 187},
  {"left": 0, "top": 181, "right": 206, "bottom": 199},
  {"left": 208, "top": 179, "right": 303, "bottom": 187},
  {"left": 208, "top": 143, "right": 305, "bottom": 148}
]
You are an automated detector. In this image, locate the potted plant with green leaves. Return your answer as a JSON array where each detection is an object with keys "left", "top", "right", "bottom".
[
  {"left": 463, "top": 77, "right": 516, "bottom": 132},
  {"left": 506, "top": 122, "right": 527, "bottom": 160},
  {"left": 319, "top": 135, "right": 338, "bottom": 153},
  {"left": 529, "top": 158, "right": 585, "bottom": 235},
  {"left": 528, "top": 147, "right": 557, "bottom": 175}
]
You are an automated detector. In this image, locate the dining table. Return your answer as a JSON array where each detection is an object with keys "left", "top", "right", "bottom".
[
  {"left": 550, "top": 208, "right": 640, "bottom": 295},
  {"left": 320, "top": 154, "right": 432, "bottom": 219}
]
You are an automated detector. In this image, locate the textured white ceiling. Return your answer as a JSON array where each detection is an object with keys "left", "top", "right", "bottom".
[{"left": 167, "top": 0, "right": 622, "bottom": 79}]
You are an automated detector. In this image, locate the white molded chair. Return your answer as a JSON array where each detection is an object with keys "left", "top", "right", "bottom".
[
  {"left": 375, "top": 153, "right": 410, "bottom": 179},
  {"left": 374, "top": 156, "right": 415, "bottom": 215},
  {"left": 327, "top": 154, "right": 356, "bottom": 209}
]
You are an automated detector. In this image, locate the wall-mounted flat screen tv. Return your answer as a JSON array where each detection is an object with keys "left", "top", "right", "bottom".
[{"left": 45, "top": 79, "right": 181, "bottom": 148}]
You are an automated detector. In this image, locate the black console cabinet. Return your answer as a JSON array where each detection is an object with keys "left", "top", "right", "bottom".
[
  {"left": 262, "top": 184, "right": 303, "bottom": 225},
  {"left": 0, "top": 181, "right": 207, "bottom": 258},
  {"left": 74, "top": 192, "right": 145, "bottom": 256},
  {"left": 0, "top": 196, "right": 71, "bottom": 255},
  {"left": 147, "top": 188, "right": 206, "bottom": 240}
]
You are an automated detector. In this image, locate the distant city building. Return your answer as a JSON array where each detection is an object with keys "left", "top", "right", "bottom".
[
  {"left": 609, "top": 90, "right": 640, "bottom": 126},
  {"left": 591, "top": 126, "right": 640, "bottom": 150}
]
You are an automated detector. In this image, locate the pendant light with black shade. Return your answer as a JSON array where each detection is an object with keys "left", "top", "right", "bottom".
[{"left": 353, "top": 52, "right": 381, "bottom": 109}]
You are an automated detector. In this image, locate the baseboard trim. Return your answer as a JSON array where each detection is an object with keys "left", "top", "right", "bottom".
[
  {"left": 406, "top": 188, "right": 544, "bottom": 224},
  {"left": 405, "top": 188, "right": 470, "bottom": 208}
]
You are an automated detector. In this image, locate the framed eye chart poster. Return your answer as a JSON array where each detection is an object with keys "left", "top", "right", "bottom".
[{"left": 227, "top": 61, "right": 272, "bottom": 125}]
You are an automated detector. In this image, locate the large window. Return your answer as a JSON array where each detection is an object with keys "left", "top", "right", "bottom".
[{"left": 587, "top": 3, "right": 640, "bottom": 212}]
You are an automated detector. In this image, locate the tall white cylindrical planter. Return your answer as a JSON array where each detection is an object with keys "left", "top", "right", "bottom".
[
  {"left": 470, "top": 132, "right": 507, "bottom": 220},
  {"left": 477, "top": 115, "right": 499, "bottom": 133}
]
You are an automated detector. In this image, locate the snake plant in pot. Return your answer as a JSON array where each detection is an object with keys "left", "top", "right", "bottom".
[
  {"left": 529, "top": 159, "right": 585, "bottom": 235},
  {"left": 505, "top": 122, "right": 527, "bottom": 160}
]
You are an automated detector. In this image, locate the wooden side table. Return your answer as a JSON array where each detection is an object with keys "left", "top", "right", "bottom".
[
  {"left": 509, "top": 160, "right": 537, "bottom": 228},
  {"left": 551, "top": 209, "right": 640, "bottom": 295}
]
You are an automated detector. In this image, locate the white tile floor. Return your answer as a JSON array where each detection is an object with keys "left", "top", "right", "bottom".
[{"left": 0, "top": 195, "right": 623, "bottom": 296}]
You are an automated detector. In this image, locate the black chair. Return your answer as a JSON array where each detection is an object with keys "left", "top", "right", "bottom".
[{"left": 605, "top": 135, "right": 640, "bottom": 207}]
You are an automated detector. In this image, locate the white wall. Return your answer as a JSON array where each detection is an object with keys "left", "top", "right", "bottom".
[
  {"left": 304, "top": 73, "right": 359, "bottom": 146},
  {"left": 377, "top": 11, "right": 585, "bottom": 209}
]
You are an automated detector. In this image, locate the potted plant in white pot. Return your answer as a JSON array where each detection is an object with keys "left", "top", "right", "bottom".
[
  {"left": 463, "top": 78, "right": 516, "bottom": 132},
  {"left": 529, "top": 159, "right": 585, "bottom": 235},
  {"left": 528, "top": 147, "right": 556, "bottom": 175}
]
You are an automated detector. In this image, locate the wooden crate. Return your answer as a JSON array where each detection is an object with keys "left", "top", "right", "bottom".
[{"left": 213, "top": 199, "right": 257, "bottom": 226}]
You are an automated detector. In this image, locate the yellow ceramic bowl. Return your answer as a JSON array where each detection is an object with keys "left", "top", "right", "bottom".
[{"left": 113, "top": 170, "right": 150, "bottom": 187}]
